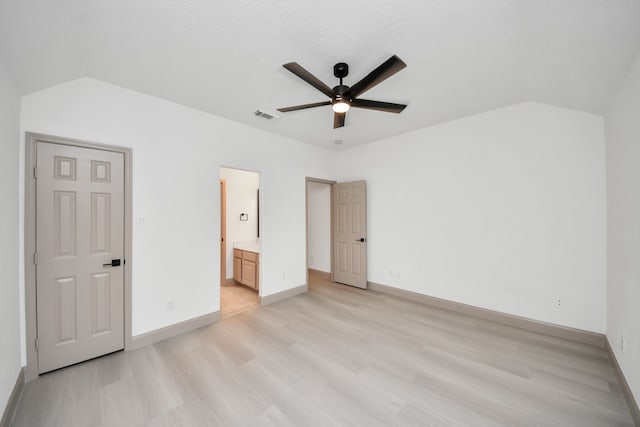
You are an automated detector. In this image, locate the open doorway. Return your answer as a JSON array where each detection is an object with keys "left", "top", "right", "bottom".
[
  {"left": 220, "top": 167, "right": 261, "bottom": 318},
  {"left": 306, "top": 178, "right": 368, "bottom": 290},
  {"left": 306, "top": 178, "right": 335, "bottom": 287}
]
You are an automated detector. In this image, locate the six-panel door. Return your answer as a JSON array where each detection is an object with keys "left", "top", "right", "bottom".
[
  {"left": 333, "top": 180, "right": 367, "bottom": 289},
  {"left": 36, "top": 142, "right": 125, "bottom": 374}
]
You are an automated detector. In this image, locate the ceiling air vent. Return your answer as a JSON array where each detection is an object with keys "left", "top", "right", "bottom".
[{"left": 254, "top": 109, "right": 280, "bottom": 120}]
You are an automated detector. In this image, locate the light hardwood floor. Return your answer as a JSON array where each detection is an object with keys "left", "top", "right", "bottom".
[
  {"left": 11, "top": 274, "right": 634, "bottom": 426},
  {"left": 220, "top": 282, "right": 260, "bottom": 318}
]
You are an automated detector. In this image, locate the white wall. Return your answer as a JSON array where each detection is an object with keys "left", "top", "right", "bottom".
[
  {"left": 605, "top": 52, "right": 640, "bottom": 406},
  {"left": 20, "top": 78, "right": 336, "bottom": 339},
  {"left": 307, "top": 181, "right": 331, "bottom": 273},
  {"left": 337, "top": 102, "right": 606, "bottom": 333},
  {"left": 220, "top": 167, "right": 260, "bottom": 279},
  {"left": 0, "top": 59, "right": 21, "bottom": 416}
]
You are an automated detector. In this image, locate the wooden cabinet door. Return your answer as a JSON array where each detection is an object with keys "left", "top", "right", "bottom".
[
  {"left": 255, "top": 258, "right": 259, "bottom": 291},
  {"left": 233, "top": 256, "right": 242, "bottom": 283},
  {"left": 242, "top": 260, "right": 256, "bottom": 289}
]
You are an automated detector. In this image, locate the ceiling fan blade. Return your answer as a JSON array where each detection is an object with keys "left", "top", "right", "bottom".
[
  {"left": 277, "top": 101, "right": 331, "bottom": 113},
  {"left": 345, "top": 55, "right": 407, "bottom": 99},
  {"left": 283, "top": 62, "right": 334, "bottom": 98},
  {"left": 351, "top": 99, "right": 407, "bottom": 113},
  {"left": 334, "top": 112, "right": 346, "bottom": 129}
]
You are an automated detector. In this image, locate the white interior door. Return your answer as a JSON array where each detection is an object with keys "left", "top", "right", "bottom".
[
  {"left": 36, "top": 141, "right": 125, "bottom": 374},
  {"left": 333, "top": 180, "right": 367, "bottom": 289}
]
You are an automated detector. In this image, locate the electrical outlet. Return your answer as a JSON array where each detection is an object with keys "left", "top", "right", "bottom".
[
  {"left": 166, "top": 300, "right": 175, "bottom": 311},
  {"left": 556, "top": 299, "right": 562, "bottom": 309}
]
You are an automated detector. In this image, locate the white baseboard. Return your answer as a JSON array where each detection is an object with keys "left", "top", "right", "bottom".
[
  {"left": 0, "top": 367, "right": 24, "bottom": 427},
  {"left": 368, "top": 281, "right": 605, "bottom": 348},
  {"left": 370, "top": 281, "right": 640, "bottom": 423},
  {"left": 605, "top": 338, "right": 640, "bottom": 426},
  {"left": 127, "top": 311, "right": 220, "bottom": 350},
  {"left": 261, "top": 284, "right": 307, "bottom": 306}
]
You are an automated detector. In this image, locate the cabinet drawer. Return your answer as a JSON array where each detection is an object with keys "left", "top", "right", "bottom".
[
  {"left": 242, "top": 251, "right": 257, "bottom": 262},
  {"left": 233, "top": 248, "right": 242, "bottom": 259}
]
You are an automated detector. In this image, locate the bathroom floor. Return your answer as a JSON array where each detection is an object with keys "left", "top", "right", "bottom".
[{"left": 220, "top": 282, "right": 259, "bottom": 318}]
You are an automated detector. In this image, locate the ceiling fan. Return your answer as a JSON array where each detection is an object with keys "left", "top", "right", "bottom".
[{"left": 277, "top": 55, "right": 408, "bottom": 129}]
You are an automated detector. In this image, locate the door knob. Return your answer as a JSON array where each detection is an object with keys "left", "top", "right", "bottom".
[
  {"left": 103, "top": 259, "right": 122, "bottom": 267},
  {"left": 355, "top": 238, "right": 366, "bottom": 242}
]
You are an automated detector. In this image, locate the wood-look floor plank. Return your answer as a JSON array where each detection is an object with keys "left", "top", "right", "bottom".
[{"left": 11, "top": 275, "right": 635, "bottom": 426}]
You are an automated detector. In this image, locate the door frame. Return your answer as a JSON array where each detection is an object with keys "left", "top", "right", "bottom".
[
  {"left": 24, "top": 132, "right": 133, "bottom": 382},
  {"left": 219, "top": 165, "right": 262, "bottom": 297},
  {"left": 305, "top": 177, "right": 337, "bottom": 287},
  {"left": 220, "top": 179, "right": 227, "bottom": 286}
]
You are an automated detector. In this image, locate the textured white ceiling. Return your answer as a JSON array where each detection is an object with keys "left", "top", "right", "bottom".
[{"left": 1, "top": 0, "right": 639, "bottom": 149}]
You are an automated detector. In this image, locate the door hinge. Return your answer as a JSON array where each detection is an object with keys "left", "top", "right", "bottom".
[
  {"left": 35, "top": 337, "right": 39, "bottom": 351},
  {"left": 33, "top": 252, "right": 38, "bottom": 265},
  {"left": 33, "top": 166, "right": 38, "bottom": 179}
]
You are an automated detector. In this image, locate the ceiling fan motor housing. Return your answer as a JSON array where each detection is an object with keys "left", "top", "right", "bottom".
[{"left": 332, "top": 84, "right": 350, "bottom": 97}]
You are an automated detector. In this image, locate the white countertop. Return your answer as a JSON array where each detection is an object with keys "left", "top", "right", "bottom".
[{"left": 234, "top": 241, "right": 260, "bottom": 253}]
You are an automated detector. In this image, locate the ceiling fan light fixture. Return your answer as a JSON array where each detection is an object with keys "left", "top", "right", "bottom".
[{"left": 332, "top": 99, "right": 350, "bottom": 113}]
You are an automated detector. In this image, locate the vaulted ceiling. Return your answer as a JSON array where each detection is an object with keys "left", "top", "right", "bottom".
[{"left": 1, "top": 0, "right": 639, "bottom": 149}]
